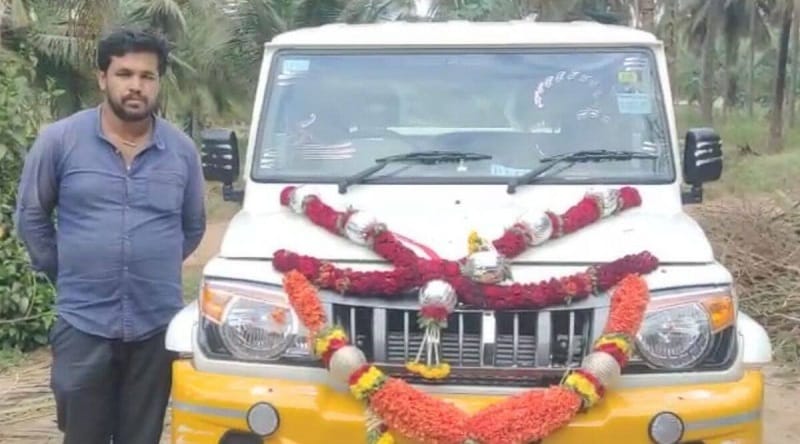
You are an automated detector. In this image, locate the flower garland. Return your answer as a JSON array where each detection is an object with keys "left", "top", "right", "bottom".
[
  {"left": 273, "top": 185, "right": 656, "bottom": 310},
  {"left": 282, "top": 270, "right": 651, "bottom": 444}
]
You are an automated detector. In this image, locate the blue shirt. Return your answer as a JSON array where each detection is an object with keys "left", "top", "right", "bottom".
[{"left": 14, "top": 106, "right": 206, "bottom": 342}]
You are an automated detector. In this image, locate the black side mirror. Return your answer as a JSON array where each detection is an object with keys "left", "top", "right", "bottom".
[
  {"left": 682, "top": 128, "right": 722, "bottom": 204},
  {"left": 201, "top": 128, "right": 243, "bottom": 202}
]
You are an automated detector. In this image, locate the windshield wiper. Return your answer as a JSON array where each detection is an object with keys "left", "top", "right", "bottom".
[
  {"left": 338, "top": 150, "right": 492, "bottom": 193},
  {"left": 506, "top": 149, "right": 658, "bottom": 194}
]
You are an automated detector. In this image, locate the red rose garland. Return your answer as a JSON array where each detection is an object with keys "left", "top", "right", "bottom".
[{"left": 273, "top": 185, "right": 657, "bottom": 309}]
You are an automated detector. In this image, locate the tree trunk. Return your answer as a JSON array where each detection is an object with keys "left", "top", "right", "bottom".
[
  {"left": 701, "top": 7, "right": 720, "bottom": 125},
  {"left": 789, "top": 0, "right": 800, "bottom": 127},
  {"left": 769, "top": 3, "right": 793, "bottom": 153},
  {"left": 724, "top": 38, "right": 741, "bottom": 121},
  {"left": 638, "top": 0, "right": 655, "bottom": 32},
  {"left": 663, "top": 0, "right": 678, "bottom": 103},
  {"left": 748, "top": 0, "right": 758, "bottom": 117}
]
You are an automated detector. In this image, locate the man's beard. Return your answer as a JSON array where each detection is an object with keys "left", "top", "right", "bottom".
[{"left": 107, "top": 95, "right": 156, "bottom": 122}]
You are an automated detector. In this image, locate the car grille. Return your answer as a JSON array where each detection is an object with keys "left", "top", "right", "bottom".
[{"left": 330, "top": 303, "right": 597, "bottom": 386}]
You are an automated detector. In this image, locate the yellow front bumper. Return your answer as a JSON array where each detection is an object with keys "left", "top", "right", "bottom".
[{"left": 170, "top": 359, "right": 764, "bottom": 444}]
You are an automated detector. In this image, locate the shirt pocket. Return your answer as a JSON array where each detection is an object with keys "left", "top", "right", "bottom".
[{"left": 146, "top": 171, "right": 184, "bottom": 212}]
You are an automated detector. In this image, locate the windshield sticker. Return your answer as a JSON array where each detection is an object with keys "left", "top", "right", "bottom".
[
  {"left": 534, "top": 70, "right": 602, "bottom": 109},
  {"left": 282, "top": 59, "right": 310, "bottom": 74},
  {"left": 617, "top": 93, "right": 652, "bottom": 114},
  {"left": 490, "top": 164, "right": 530, "bottom": 177},
  {"left": 617, "top": 70, "right": 640, "bottom": 84}
]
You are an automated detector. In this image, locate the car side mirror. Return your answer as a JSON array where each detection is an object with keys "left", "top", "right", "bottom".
[
  {"left": 682, "top": 128, "right": 722, "bottom": 204},
  {"left": 200, "top": 128, "right": 243, "bottom": 202}
]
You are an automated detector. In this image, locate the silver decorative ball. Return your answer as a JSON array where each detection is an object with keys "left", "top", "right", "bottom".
[
  {"left": 520, "top": 211, "right": 554, "bottom": 246},
  {"left": 418, "top": 280, "right": 457, "bottom": 312},
  {"left": 328, "top": 345, "right": 367, "bottom": 384},
  {"left": 288, "top": 186, "right": 316, "bottom": 214},
  {"left": 343, "top": 211, "right": 379, "bottom": 246},
  {"left": 582, "top": 351, "right": 622, "bottom": 389},
  {"left": 462, "top": 250, "right": 511, "bottom": 284},
  {"left": 590, "top": 188, "right": 621, "bottom": 217}
]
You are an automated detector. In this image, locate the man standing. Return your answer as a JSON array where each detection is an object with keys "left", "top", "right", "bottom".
[{"left": 14, "top": 28, "right": 206, "bottom": 443}]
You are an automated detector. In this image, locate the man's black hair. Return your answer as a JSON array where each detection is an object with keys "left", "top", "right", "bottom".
[{"left": 96, "top": 28, "right": 169, "bottom": 76}]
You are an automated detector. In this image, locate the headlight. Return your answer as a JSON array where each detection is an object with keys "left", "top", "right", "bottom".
[
  {"left": 635, "top": 288, "right": 735, "bottom": 370},
  {"left": 199, "top": 280, "right": 312, "bottom": 362}
]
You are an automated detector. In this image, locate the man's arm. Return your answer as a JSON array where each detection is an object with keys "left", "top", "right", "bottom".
[
  {"left": 14, "top": 127, "right": 60, "bottom": 282},
  {"left": 182, "top": 146, "right": 206, "bottom": 260}
]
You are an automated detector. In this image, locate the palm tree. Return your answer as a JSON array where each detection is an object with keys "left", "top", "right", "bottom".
[
  {"left": 682, "top": 0, "right": 771, "bottom": 124},
  {"left": 2, "top": 0, "right": 252, "bottom": 133}
]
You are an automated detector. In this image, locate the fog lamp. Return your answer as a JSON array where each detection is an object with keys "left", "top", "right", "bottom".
[
  {"left": 648, "top": 411, "right": 684, "bottom": 444},
  {"left": 246, "top": 402, "right": 279, "bottom": 437}
]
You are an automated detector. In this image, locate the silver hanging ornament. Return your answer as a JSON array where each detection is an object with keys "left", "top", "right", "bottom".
[
  {"left": 462, "top": 249, "right": 512, "bottom": 284},
  {"left": 342, "top": 210, "right": 384, "bottom": 246},
  {"left": 518, "top": 211, "right": 554, "bottom": 246},
  {"left": 406, "top": 280, "right": 457, "bottom": 380},
  {"left": 588, "top": 188, "right": 621, "bottom": 218},
  {"left": 288, "top": 186, "right": 317, "bottom": 214}
]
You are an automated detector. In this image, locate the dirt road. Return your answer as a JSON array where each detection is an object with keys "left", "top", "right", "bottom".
[{"left": 2, "top": 214, "right": 799, "bottom": 443}]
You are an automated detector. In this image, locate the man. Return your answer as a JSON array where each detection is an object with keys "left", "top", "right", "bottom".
[{"left": 14, "top": 28, "right": 206, "bottom": 444}]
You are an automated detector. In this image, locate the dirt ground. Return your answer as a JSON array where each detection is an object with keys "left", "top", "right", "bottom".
[{"left": 2, "top": 211, "right": 799, "bottom": 443}]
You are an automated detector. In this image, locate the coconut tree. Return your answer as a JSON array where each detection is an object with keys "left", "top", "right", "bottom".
[
  {"left": 2, "top": 0, "right": 251, "bottom": 132},
  {"left": 681, "top": 0, "right": 771, "bottom": 123}
]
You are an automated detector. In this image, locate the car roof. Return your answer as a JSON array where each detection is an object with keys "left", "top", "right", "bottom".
[{"left": 268, "top": 20, "right": 661, "bottom": 48}]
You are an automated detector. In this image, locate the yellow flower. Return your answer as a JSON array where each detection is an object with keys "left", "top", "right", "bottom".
[
  {"left": 594, "top": 334, "right": 632, "bottom": 356},
  {"left": 467, "top": 230, "right": 484, "bottom": 254},
  {"left": 314, "top": 328, "right": 347, "bottom": 357},
  {"left": 564, "top": 372, "right": 601, "bottom": 407},
  {"left": 350, "top": 366, "right": 386, "bottom": 400},
  {"left": 405, "top": 362, "right": 451, "bottom": 379},
  {"left": 376, "top": 432, "right": 394, "bottom": 444}
]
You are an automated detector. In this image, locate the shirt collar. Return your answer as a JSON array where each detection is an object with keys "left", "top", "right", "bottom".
[{"left": 95, "top": 104, "right": 167, "bottom": 150}]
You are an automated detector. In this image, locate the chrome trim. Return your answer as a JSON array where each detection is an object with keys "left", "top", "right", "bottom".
[
  {"left": 170, "top": 398, "right": 762, "bottom": 431},
  {"left": 512, "top": 313, "right": 519, "bottom": 365},
  {"left": 480, "top": 311, "right": 496, "bottom": 366},
  {"left": 535, "top": 311, "right": 551, "bottom": 366},
  {"left": 380, "top": 363, "right": 566, "bottom": 384},
  {"left": 349, "top": 306, "right": 356, "bottom": 341},
  {"left": 591, "top": 306, "right": 609, "bottom": 343},
  {"left": 567, "top": 311, "right": 576, "bottom": 367},
  {"left": 171, "top": 400, "right": 245, "bottom": 419},
  {"left": 403, "top": 311, "right": 409, "bottom": 360},
  {"left": 684, "top": 409, "right": 761, "bottom": 430},
  {"left": 372, "top": 308, "right": 387, "bottom": 362},
  {"left": 458, "top": 313, "right": 464, "bottom": 365},
  {"left": 323, "top": 302, "right": 334, "bottom": 328}
]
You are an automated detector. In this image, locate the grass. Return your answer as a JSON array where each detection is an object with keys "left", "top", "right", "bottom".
[
  {"left": 675, "top": 105, "right": 800, "bottom": 199},
  {"left": 0, "top": 347, "right": 26, "bottom": 373},
  {"left": 182, "top": 265, "right": 204, "bottom": 302}
]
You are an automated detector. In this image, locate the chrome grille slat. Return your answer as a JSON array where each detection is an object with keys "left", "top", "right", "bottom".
[
  {"left": 403, "top": 311, "right": 409, "bottom": 360},
  {"left": 372, "top": 308, "right": 387, "bottom": 362},
  {"left": 512, "top": 313, "right": 519, "bottom": 366},
  {"left": 535, "top": 311, "right": 552, "bottom": 367},
  {"left": 458, "top": 313, "right": 464, "bottom": 366},
  {"left": 567, "top": 311, "right": 575, "bottom": 367},
  {"left": 349, "top": 307, "right": 356, "bottom": 343}
]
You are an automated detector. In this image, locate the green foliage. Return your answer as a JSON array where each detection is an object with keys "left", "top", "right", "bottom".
[{"left": 0, "top": 51, "right": 61, "bottom": 352}]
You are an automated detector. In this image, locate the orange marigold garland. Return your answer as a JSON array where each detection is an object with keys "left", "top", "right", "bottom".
[{"left": 281, "top": 270, "right": 651, "bottom": 444}]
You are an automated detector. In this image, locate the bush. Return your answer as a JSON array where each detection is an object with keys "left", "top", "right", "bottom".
[{"left": 0, "top": 52, "right": 62, "bottom": 351}]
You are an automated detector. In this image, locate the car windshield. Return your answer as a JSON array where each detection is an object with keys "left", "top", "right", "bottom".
[{"left": 252, "top": 48, "right": 673, "bottom": 184}]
